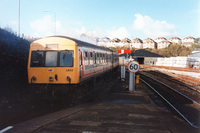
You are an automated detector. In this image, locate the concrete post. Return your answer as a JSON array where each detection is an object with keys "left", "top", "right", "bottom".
[
  {"left": 129, "top": 72, "right": 135, "bottom": 91},
  {"left": 121, "top": 65, "right": 125, "bottom": 80}
]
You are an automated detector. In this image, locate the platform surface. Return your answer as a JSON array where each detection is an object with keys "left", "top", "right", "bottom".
[{"left": 7, "top": 86, "right": 199, "bottom": 133}]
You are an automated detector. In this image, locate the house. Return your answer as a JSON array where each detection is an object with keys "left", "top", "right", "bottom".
[
  {"left": 143, "top": 38, "right": 157, "bottom": 49},
  {"left": 109, "top": 38, "right": 122, "bottom": 47},
  {"left": 121, "top": 38, "right": 131, "bottom": 43},
  {"left": 131, "top": 38, "right": 143, "bottom": 49},
  {"left": 154, "top": 37, "right": 167, "bottom": 43},
  {"left": 157, "top": 40, "right": 170, "bottom": 49},
  {"left": 182, "top": 36, "right": 195, "bottom": 47},
  {"left": 168, "top": 37, "right": 181, "bottom": 44},
  {"left": 121, "top": 38, "right": 131, "bottom": 47},
  {"left": 110, "top": 38, "right": 121, "bottom": 43},
  {"left": 96, "top": 37, "right": 110, "bottom": 47}
]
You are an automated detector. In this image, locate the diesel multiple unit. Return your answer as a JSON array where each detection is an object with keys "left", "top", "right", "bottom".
[{"left": 28, "top": 36, "right": 119, "bottom": 84}]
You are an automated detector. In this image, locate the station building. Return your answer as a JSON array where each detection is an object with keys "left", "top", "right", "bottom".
[{"left": 119, "top": 49, "right": 163, "bottom": 64}]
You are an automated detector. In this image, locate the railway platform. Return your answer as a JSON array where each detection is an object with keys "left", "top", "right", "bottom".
[{"left": 6, "top": 81, "right": 199, "bottom": 133}]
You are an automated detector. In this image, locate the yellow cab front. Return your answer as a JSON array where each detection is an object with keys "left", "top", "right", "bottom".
[{"left": 27, "top": 37, "right": 79, "bottom": 84}]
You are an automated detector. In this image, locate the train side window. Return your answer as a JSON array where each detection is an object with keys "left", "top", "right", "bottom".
[
  {"left": 106, "top": 54, "right": 108, "bottom": 63},
  {"left": 79, "top": 51, "right": 82, "bottom": 66},
  {"left": 84, "top": 51, "right": 88, "bottom": 66},
  {"left": 85, "top": 52, "right": 87, "bottom": 57},
  {"left": 102, "top": 54, "right": 104, "bottom": 63},
  {"left": 60, "top": 51, "right": 74, "bottom": 67},
  {"left": 30, "top": 51, "right": 45, "bottom": 67},
  {"left": 90, "top": 52, "right": 93, "bottom": 58},
  {"left": 108, "top": 54, "right": 110, "bottom": 63},
  {"left": 96, "top": 53, "right": 99, "bottom": 64},
  {"left": 104, "top": 54, "right": 106, "bottom": 63},
  {"left": 90, "top": 52, "right": 93, "bottom": 65},
  {"left": 45, "top": 51, "right": 58, "bottom": 67},
  {"left": 93, "top": 52, "right": 96, "bottom": 64},
  {"left": 99, "top": 53, "right": 102, "bottom": 64}
]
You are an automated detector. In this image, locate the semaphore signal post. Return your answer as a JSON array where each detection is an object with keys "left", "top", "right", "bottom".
[
  {"left": 128, "top": 61, "right": 140, "bottom": 91},
  {"left": 117, "top": 49, "right": 139, "bottom": 92}
]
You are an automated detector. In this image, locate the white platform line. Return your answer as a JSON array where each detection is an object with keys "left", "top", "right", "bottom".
[{"left": 0, "top": 126, "right": 13, "bottom": 133}]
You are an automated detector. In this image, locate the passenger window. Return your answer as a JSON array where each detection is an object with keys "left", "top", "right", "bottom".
[
  {"left": 93, "top": 52, "right": 96, "bottom": 64},
  {"left": 100, "top": 53, "right": 102, "bottom": 63},
  {"left": 45, "top": 51, "right": 58, "bottom": 67},
  {"left": 84, "top": 51, "right": 89, "bottom": 66},
  {"left": 106, "top": 54, "right": 108, "bottom": 63},
  {"left": 97, "top": 53, "right": 99, "bottom": 64},
  {"left": 90, "top": 52, "right": 93, "bottom": 65},
  {"left": 30, "top": 51, "right": 45, "bottom": 67},
  {"left": 79, "top": 51, "right": 82, "bottom": 66},
  {"left": 85, "top": 52, "right": 88, "bottom": 57},
  {"left": 60, "top": 51, "right": 74, "bottom": 67}
]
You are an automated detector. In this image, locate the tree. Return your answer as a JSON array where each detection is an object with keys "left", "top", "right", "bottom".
[{"left": 146, "top": 44, "right": 192, "bottom": 57}]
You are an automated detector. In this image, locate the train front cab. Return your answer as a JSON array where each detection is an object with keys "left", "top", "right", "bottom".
[{"left": 28, "top": 37, "right": 79, "bottom": 84}]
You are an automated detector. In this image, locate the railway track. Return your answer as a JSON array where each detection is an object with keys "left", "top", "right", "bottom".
[
  {"left": 140, "top": 71, "right": 200, "bottom": 103},
  {"left": 149, "top": 70, "right": 200, "bottom": 89},
  {"left": 147, "top": 70, "right": 200, "bottom": 86},
  {"left": 139, "top": 72, "right": 200, "bottom": 128}
]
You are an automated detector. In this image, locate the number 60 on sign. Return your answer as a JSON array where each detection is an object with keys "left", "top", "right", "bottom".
[{"left": 128, "top": 61, "right": 140, "bottom": 73}]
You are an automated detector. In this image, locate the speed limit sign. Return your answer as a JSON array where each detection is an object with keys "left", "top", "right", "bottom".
[{"left": 128, "top": 61, "right": 140, "bottom": 73}]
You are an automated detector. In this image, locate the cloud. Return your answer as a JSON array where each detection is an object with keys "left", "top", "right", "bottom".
[
  {"left": 30, "top": 15, "right": 60, "bottom": 37},
  {"left": 73, "top": 27, "right": 98, "bottom": 38},
  {"left": 59, "top": 25, "right": 100, "bottom": 44},
  {"left": 10, "top": 20, "right": 17, "bottom": 27},
  {"left": 132, "top": 14, "right": 177, "bottom": 38},
  {"left": 107, "top": 27, "right": 130, "bottom": 39},
  {"left": 30, "top": 16, "right": 101, "bottom": 42},
  {"left": 189, "top": 9, "right": 200, "bottom": 14}
]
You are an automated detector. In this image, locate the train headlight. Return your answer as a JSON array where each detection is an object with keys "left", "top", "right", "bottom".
[
  {"left": 49, "top": 76, "right": 54, "bottom": 82},
  {"left": 66, "top": 76, "right": 71, "bottom": 83},
  {"left": 32, "top": 76, "right": 37, "bottom": 81}
]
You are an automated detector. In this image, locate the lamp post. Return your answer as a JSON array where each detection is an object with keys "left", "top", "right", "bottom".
[
  {"left": 18, "top": 0, "right": 20, "bottom": 37},
  {"left": 43, "top": 10, "right": 56, "bottom": 35}
]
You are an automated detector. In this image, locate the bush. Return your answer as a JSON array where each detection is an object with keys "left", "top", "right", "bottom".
[{"left": 147, "top": 44, "right": 192, "bottom": 57}]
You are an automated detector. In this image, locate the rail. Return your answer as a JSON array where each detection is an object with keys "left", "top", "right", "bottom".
[
  {"left": 139, "top": 72, "right": 200, "bottom": 106},
  {"left": 139, "top": 72, "right": 200, "bottom": 128}
]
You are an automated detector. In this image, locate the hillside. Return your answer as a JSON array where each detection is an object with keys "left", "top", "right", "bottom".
[
  {"left": 148, "top": 43, "right": 200, "bottom": 57},
  {"left": 0, "top": 28, "right": 30, "bottom": 61},
  {"left": 108, "top": 43, "right": 200, "bottom": 57}
]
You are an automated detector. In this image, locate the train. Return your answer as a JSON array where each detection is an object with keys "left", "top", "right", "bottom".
[{"left": 27, "top": 36, "right": 119, "bottom": 84}]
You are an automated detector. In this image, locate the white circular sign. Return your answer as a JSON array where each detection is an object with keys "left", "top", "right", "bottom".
[{"left": 128, "top": 61, "right": 140, "bottom": 73}]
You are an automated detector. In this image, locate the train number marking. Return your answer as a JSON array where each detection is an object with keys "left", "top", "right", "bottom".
[{"left": 66, "top": 69, "right": 73, "bottom": 72}]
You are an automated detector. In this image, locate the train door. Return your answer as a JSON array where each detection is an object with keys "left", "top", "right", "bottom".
[
  {"left": 79, "top": 48, "right": 84, "bottom": 79},
  {"left": 93, "top": 51, "right": 96, "bottom": 67},
  {"left": 111, "top": 52, "right": 114, "bottom": 68}
]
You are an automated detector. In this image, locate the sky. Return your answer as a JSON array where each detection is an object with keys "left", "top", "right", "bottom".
[{"left": 0, "top": 0, "right": 200, "bottom": 42}]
